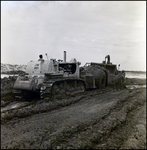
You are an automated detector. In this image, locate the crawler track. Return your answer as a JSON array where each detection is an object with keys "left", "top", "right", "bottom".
[{"left": 41, "top": 79, "right": 86, "bottom": 99}]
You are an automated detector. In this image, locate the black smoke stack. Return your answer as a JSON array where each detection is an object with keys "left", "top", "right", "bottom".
[{"left": 64, "top": 51, "right": 66, "bottom": 62}]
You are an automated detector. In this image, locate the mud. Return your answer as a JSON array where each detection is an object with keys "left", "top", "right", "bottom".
[{"left": 1, "top": 76, "right": 146, "bottom": 149}]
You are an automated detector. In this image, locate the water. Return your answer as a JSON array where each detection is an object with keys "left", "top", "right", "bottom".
[{"left": 125, "top": 72, "right": 146, "bottom": 79}]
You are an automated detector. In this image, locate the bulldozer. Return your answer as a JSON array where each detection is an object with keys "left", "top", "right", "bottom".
[{"left": 13, "top": 51, "right": 125, "bottom": 100}]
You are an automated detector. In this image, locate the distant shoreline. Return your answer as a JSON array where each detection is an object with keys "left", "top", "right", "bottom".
[
  {"left": 1, "top": 71, "right": 26, "bottom": 74},
  {"left": 124, "top": 71, "right": 146, "bottom": 73}
]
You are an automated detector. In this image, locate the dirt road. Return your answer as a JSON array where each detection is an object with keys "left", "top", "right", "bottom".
[
  {"left": 1, "top": 90, "right": 146, "bottom": 148},
  {"left": 1, "top": 76, "right": 146, "bottom": 149}
]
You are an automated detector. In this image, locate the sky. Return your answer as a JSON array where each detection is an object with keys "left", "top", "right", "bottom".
[{"left": 1, "top": 1, "right": 146, "bottom": 71}]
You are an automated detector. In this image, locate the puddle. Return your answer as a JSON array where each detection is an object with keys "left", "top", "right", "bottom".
[
  {"left": 1, "top": 102, "right": 29, "bottom": 113},
  {"left": 126, "top": 85, "right": 146, "bottom": 90}
]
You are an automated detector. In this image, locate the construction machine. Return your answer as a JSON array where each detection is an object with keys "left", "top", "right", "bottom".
[
  {"left": 13, "top": 51, "right": 125, "bottom": 99},
  {"left": 80, "top": 55, "right": 125, "bottom": 89}
]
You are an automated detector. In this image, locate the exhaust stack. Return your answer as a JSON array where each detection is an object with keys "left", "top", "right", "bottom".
[
  {"left": 64, "top": 51, "right": 66, "bottom": 62},
  {"left": 118, "top": 64, "right": 120, "bottom": 71}
]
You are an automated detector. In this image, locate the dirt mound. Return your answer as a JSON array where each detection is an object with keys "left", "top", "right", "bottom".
[{"left": 1, "top": 76, "right": 17, "bottom": 107}]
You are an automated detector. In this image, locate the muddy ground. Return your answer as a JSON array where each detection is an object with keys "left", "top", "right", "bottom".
[{"left": 1, "top": 76, "right": 146, "bottom": 149}]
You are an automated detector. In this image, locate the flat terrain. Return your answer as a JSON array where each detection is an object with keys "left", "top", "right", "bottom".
[{"left": 1, "top": 76, "right": 146, "bottom": 149}]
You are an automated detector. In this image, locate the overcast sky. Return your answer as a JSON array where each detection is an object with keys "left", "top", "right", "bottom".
[{"left": 1, "top": 1, "right": 146, "bottom": 71}]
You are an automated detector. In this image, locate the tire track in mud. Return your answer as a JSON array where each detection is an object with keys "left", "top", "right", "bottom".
[
  {"left": 45, "top": 88, "right": 146, "bottom": 149},
  {"left": 1, "top": 89, "right": 125, "bottom": 149},
  {"left": 1, "top": 88, "right": 145, "bottom": 149},
  {"left": 1, "top": 86, "right": 118, "bottom": 124},
  {"left": 93, "top": 88, "right": 146, "bottom": 149}
]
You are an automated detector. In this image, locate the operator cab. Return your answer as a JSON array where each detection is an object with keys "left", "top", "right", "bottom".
[
  {"left": 59, "top": 63, "right": 76, "bottom": 74},
  {"left": 59, "top": 58, "right": 80, "bottom": 78}
]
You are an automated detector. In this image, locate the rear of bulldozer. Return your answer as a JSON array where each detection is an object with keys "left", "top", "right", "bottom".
[
  {"left": 13, "top": 74, "right": 44, "bottom": 99},
  {"left": 13, "top": 59, "right": 55, "bottom": 99}
]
